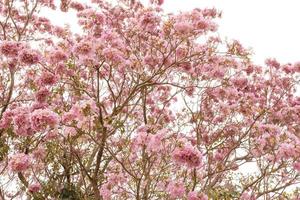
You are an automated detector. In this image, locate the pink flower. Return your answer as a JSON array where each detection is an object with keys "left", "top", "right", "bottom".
[
  {"left": 198, "top": 193, "right": 208, "bottom": 200},
  {"left": 62, "top": 105, "right": 81, "bottom": 124},
  {"left": 265, "top": 58, "right": 280, "bottom": 69},
  {"left": 293, "top": 162, "right": 300, "bottom": 171},
  {"left": 188, "top": 191, "right": 198, "bottom": 200},
  {"left": 277, "top": 143, "right": 295, "bottom": 159},
  {"left": 31, "top": 109, "right": 59, "bottom": 131},
  {"left": 139, "top": 11, "right": 160, "bottom": 32},
  {"left": 146, "top": 130, "right": 165, "bottom": 153},
  {"left": 232, "top": 77, "right": 248, "bottom": 88},
  {"left": 176, "top": 47, "right": 187, "bottom": 59},
  {"left": 0, "top": 41, "right": 24, "bottom": 57},
  {"left": 294, "top": 62, "right": 300, "bottom": 72},
  {"left": 100, "top": 183, "right": 111, "bottom": 200},
  {"left": 44, "top": 129, "right": 59, "bottom": 141},
  {"left": 0, "top": 110, "right": 14, "bottom": 129},
  {"left": 174, "top": 21, "right": 193, "bottom": 34},
  {"left": 33, "top": 146, "right": 46, "bottom": 160},
  {"left": 158, "top": 0, "right": 164, "bottom": 5},
  {"left": 13, "top": 107, "right": 34, "bottom": 136},
  {"left": 28, "top": 183, "right": 41, "bottom": 193},
  {"left": 70, "top": 1, "right": 85, "bottom": 11},
  {"left": 173, "top": 145, "right": 202, "bottom": 168},
  {"left": 74, "top": 41, "right": 93, "bottom": 56},
  {"left": 150, "top": 0, "right": 164, "bottom": 5},
  {"left": 188, "top": 191, "right": 208, "bottom": 200},
  {"left": 9, "top": 153, "right": 31, "bottom": 172},
  {"left": 39, "top": 71, "right": 57, "bottom": 86},
  {"left": 167, "top": 181, "right": 185, "bottom": 199},
  {"left": 19, "top": 49, "right": 40, "bottom": 65},
  {"left": 102, "top": 47, "right": 124, "bottom": 63},
  {"left": 35, "top": 88, "right": 50, "bottom": 103},
  {"left": 49, "top": 49, "right": 68, "bottom": 64},
  {"left": 240, "top": 191, "right": 256, "bottom": 200},
  {"left": 144, "top": 55, "right": 159, "bottom": 68}
]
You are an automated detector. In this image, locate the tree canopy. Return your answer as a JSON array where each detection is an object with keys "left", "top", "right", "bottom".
[{"left": 0, "top": 0, "right": 300, "bottom": 199}]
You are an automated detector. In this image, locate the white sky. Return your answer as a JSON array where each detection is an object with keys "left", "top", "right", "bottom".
[{"left": 161, "top": 0, "right": 300, "bottom": 65}]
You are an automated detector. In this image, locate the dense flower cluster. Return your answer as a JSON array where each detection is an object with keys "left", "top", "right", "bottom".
[
  {"left": 173, "top": 144, "right": 203, "bottom": 168},
  {"left": 31, "top": 109, "right": 59, "bottom": 131},
  {"left": 0, "top": 41, "right": 24, "bottom": 57},
  {"left": 19, "top": 49, "right": 40, "bottom": 65},
  {"left": 12, "top": 107, "right": 35, "bottom": 137},
  {"left": 9, "top": 153, "right": 31, "bottom": 172}
]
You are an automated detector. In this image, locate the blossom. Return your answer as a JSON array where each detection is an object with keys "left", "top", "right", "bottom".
[
  {"left": 0, "top": 41, "right": 23, "bottom": 57},
  {"left": 39, "top": 71, "right": 57, "bottom": 86},
  {"left": 146, "top": 129, "right": 167, "bottom": 153},
  {"left": 0, "top": 110, "right": 14, "bottom": 129},
  {"left": 188, "top": 191, "right": 208, "bottom": 200},
  {"left": 13, "top": 107, "right": 34, "bottom": 136},
  {"left": 174, "top": 21, "right": 193, "bottom": 34},
  {"left": 28, "top": 183, "right": 41, "bottom": 193},
  {"left": 9, "top": 153, "right": 31, "bottom": 172},
  {"left": 277, "top": 143, "right": 296, "bottom": 159},
  {"left": 150, "top": 0, "right": 164, "bottom": 5},
  {"left": 240, "top": 191, "right": 256, "bottom": 200},
  {"left": 19, "top": 49, "right": 40, "bottom": 65},
  {"left": 188, "top": 191, "right": 199, "bottom": 200},
  {"left": 74, "top": 40, "right": 93, "bottom": 56},
  {"left": 139, "top": 11, "right": 160, "bottom": 32},
  {"left": 293, "top": 162, "right": 300, "bottom": 171},
  {"left": 265, "top": 58, "right": 280, "bottom": 69},
  {"left": 33, "top": 146, "right": 46, "bottom": 160},
  {"left": 143, "top": 55, "right": 159, "bottom": 68},
  {"left": 166, "top": 181, "right": 185, "bottom": 199},
  {"left": 232, "top": 77, "right": 248, "bottom": 88},
  {"left": 294, "top": 61, "right": 300, "bottom": 72},
  {"left": 44, "top": 129, "right": 59, "bottom": 141},
  {"left": 176, "top": 47, "right": 187, "bottom": 59},
  {"left": 100, "top": 183, "right": 111, "bottom": 200},
  {"left": 35, "top": 88, "right": 50, "bottom": 103},
  {"left": 173, "top": 144, "right": 202, "bottom": 168},
  {"left": 49, "top": 49, "right": 68, "bottom": 64},
  {"left": 70, "top": 1, "right": 85, "bottom": 11},
  {"left": 102, "top": 47, "right": 124, "bottom": 63},
  {"left": 31, "top": 109, "right": 59, "bottom": 131}
]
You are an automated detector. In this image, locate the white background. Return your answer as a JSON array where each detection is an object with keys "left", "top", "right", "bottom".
[{"left": 161, "top": 0, "right": 300, "bottom": 65}]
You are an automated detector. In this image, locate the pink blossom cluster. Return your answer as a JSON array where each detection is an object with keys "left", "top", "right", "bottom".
[
  {"left": 138, "top": 10, "right": 161, "bottom": 33},
  {"left": 9, "top": 153, "right": 31, "bottom": 172},
  {"left": 31, "top": 108, "right": 59, "bottom": 132},
  {"left": 166, "top": 181, "right": 185, "bottom": 199},
  {"left": 0, "top": 41, "right": 24, "bottom": 57},
  {"left": 28, "top": 183, "right": 41, "bottom": 193},
  {"left": 19, "top": 49, "right": 40, "bottom": 65},
  {"left": 173, "top": 144, "right": 203, "bottom": 168},
  {"left": 133, "top": 126, "right": 167, "bottom": 153},
  {"left": 187, "top": 191, "right": 208, "bottom": 200},
  {"left": 12, "top": 107, "right": 35, "bottom": 136},
  {"left": 99, "top": 183, "right": 111, "bottom": 200},
  {"left": 38, "top": 71, "right": 57, "bottom": 86}
]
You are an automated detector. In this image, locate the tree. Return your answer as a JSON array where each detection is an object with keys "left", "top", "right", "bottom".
[{"left": 0, "top": 0, "right": 300, "bottom": 199}]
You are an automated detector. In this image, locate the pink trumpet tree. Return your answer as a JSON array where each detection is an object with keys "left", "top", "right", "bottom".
[{"left": 0, "top": 0, "right": 300, "bottom": 199}]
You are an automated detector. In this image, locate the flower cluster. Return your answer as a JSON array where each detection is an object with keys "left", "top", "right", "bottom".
[
  {"left": 166, "top": 181, "right": 185, "bottom": 199},
  {"left": 19, "top": 49, "right": 40, "bottom": 65},
  {"left": 173, "top": 144, "right": 203, "bottom": 168},
  {"left": 31, "top": 108, "right": 59, "bottom": 132},
  {"left": 9, "top": 153, "right": 31, "bottom": 172}
]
